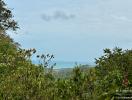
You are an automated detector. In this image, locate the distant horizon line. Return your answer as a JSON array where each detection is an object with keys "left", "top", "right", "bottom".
[{"left": 32, "top": 60, "right": 95, "bottom": 65}]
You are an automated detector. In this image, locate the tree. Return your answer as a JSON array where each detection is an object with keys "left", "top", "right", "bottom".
[
  {"left": 0, "top": 0, "right": 19, "bottom": 64},
  {"left": 0, "top": 0, "right": 18, "bottom": 31},
  {"left": 95, "top": 47, "right": 132, "bottom": 99}
]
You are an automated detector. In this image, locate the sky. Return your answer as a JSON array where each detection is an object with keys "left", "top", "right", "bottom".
[{"left": 5, "top": 0, "right": 132, "bottom": 63}]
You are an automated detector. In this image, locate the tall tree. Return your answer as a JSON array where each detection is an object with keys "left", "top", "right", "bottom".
[{"left": 0, "top": 0, "right": 19, "bottom": 63}]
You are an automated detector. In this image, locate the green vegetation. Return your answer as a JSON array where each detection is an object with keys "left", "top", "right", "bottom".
[{"left": 0, "top": 0, "right": 132, "bottom": 99}]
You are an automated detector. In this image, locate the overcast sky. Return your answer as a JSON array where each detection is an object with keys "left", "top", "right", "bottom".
[{"left": 6, "top": 0, "right": 132, "bottom": 62}]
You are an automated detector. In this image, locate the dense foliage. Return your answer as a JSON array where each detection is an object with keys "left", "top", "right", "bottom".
[{"left": 0, "top": 0, "right": 132, "bottom": 99}]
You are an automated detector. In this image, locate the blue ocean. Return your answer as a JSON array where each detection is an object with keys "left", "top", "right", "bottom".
[{"left": 32, "top": 60, "right": 94, "bottom": 69}]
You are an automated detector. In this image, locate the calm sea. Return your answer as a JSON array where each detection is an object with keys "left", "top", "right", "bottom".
[{"left": 32, "top": 60, "right": 94, "bottom": 69}]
